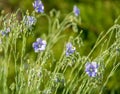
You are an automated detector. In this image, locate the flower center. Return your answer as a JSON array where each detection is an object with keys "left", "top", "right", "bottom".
[
  {"left": 38, "top": 44, "right": 42, "bottom": 48},
  {"left": 89, "top": 67, "right": 94, "bottom": 72}
]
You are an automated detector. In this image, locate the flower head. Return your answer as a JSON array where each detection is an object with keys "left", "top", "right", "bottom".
[
  {"left": 85, "top": 62, "right": 98, "bottom": 77},
  {"left": 0, "top": 28, "right": 10, "bottom": 36},
  {"left": 33, "top": 0, "right": 44, "bottom": 13},
  {"left": 32, "top": 38, "right": 47, "bottom": 52},
  {"left": 66, "top": 42, "right": 75, "bottom": 56},
  {"left": 73, "top": 5, "right": 80, "bottom": 16},
  {"left": 23, "top": 16, "right": 36, "bottom": 28}
]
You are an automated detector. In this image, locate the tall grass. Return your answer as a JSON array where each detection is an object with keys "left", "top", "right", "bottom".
[{"left": 0, "top": 3, "right": 120, "bottom": 94}]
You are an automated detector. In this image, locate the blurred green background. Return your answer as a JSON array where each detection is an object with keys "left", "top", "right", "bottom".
[{"left": 0, "top": 0, "right": 120, "bottom": 93}]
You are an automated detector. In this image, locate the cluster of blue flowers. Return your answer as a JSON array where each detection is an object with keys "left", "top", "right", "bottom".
[
  {"left": 22, "top": 0, "right": 44, "bottom": 29},
  {"left": 32, "top": 0, "right": 99, "bottom": 77}
]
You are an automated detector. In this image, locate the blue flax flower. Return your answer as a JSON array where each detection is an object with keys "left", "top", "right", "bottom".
[
  {"left": 33, "top": 0, "right": 44, "bottom": 13},
  {"left": 73, "top": 5, "right": 80, "bottom": 16},
  {"left": 32, "top": 38, "right": 47, "bottom": 52},
  {"left": 85, "top": 62, "right": 98, "bottom": 77},
  {"left": 0, "top": 28, "right": 10, "bottom": 36},
  {"left": 66, "top": 42, "right": 75, "bottom": 56},
  {"left": 23, "top": 16, "right": 36, "bottom": 28}
]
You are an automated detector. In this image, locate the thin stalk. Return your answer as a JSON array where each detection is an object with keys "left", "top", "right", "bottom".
[{"left": 99, "top": 62, "right": 120, "bottom": 94}]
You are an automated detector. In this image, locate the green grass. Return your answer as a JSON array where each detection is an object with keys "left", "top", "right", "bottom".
[{"left": 0, "top": 1, "right": 120, "bottom": 94}]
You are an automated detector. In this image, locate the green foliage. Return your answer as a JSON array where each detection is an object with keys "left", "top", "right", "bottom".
[{"left": 0, "top": 0, "right": 120, "bottom": 94}]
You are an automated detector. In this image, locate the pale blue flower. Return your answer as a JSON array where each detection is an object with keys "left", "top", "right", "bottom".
[
  {"left": 85, "top": 62, "right": 98, "bottom": 77},
  {"left": 66, "top": 42, "right": 75, "bottom": 56},
  {"left": 73, "top": 5, "right": 80, "bottom": 16},
  {"left": 0, "top": 28, "right": 10, "bottom": 36},
  {"left": 32, "top": 38, "right": 47, "bottom": 52},
  {"left": 33, "top": 0, "right": 44, "bottom": 13},
  {"left": 23, "top": 16, "right": 36, "bottom": 28}
]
